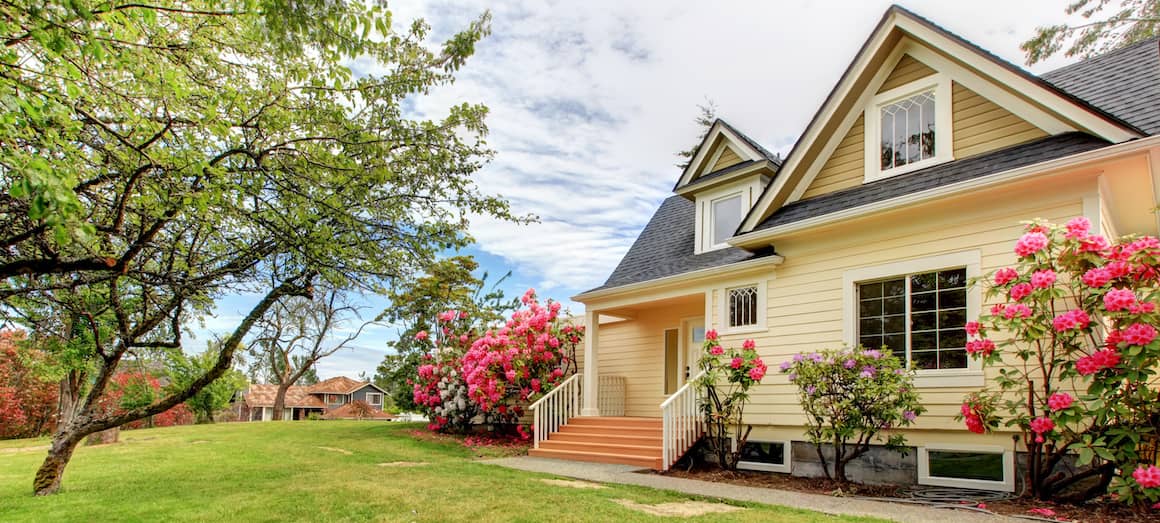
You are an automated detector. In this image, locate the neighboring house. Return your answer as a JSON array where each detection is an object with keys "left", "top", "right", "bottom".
[
  {"left": 528, "top": 5, "right": 1160, "bottom": 491},
  {"left": 238, "top": 376, "right": 392, "bottom": 421}
]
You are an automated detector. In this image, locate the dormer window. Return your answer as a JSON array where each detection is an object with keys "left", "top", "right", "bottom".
[
  {"left": 865, "top": 73, "right": 952, "bottom": 182},
  {"left": 712, "top": 194, "right": 743, "bottom": 246}
]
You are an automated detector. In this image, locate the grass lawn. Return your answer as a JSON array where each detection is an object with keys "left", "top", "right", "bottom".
[{"left": 0, "top": 422, "right": 885, "bottom": 522}]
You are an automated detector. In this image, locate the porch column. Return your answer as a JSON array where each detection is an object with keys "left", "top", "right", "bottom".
[{"left": 581, "top": 309, "right": 600, "bottom": 416}]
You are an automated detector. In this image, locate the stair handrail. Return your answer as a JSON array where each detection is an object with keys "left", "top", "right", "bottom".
[
  {"left": 528, "top": 372, "right": 582, "bottom": 449},
  {"left": 659, "top": 370, "right": 706, "bottom": 471}
]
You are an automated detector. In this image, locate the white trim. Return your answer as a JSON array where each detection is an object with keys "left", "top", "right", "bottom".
[
  {"left": 731, "top": 135, "right": 1160, "bottom": 246},
  {"left": 675, "top": 161, "right": 774, "bottom": 197},
  {"left": 841, "top": 251, "right": 982, "bottom": 386},
  {"left": 677, "top": 122, "right": 767, "bottom": 189},
  {"left": 574, "top": 253, "right": 785, "bottom": 305},
  {"left": 918, "top": 444, "right": 1015, "bottom": 492},
  {"left": 864, "top": 74, "right": 953, "bottom": 182},
  {"left": 738, "top": 440, "right": 792, "bottom": 474},
  {"left": 708, "top": 192, "right": 743, "bottom": 251},
  {"left": 366, "top": 392, "right": 383, "bottom": 406},
  {"left": 715, "top": 277, "right": 770, "bottom": 336}
]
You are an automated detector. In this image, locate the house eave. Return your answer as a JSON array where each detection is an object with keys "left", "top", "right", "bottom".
[
  {"left": 674, "top": 161, "right": 776, "bottom": 198},
  {"left": 573, "top": 254, "right": 785, "bottom": 304},
  {"left": 730, "top": 135, "right": 1160, "bottom": 247}
]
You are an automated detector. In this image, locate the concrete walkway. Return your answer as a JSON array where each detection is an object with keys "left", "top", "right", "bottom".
[{"left": 485, "top": 456, "right": 1013, "bottom": 522}]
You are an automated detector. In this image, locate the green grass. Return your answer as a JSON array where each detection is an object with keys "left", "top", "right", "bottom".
[{"left": 0, "top": 422, "right": 885, "bottom": 522}]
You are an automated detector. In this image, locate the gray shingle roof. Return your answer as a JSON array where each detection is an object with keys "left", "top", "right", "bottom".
[
  {"left": 1041, "top": 38, "right": 1160, "bottom": 135},
  {"left": 585, "top": 196, "right": 774, "bottom": 293},
  {"left": 753, "top": 133, "right": 1110, "bottom": 232}
]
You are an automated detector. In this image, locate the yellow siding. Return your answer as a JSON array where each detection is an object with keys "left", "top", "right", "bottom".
[
  {"left": 800, "top": 113, "right": 865, "bottom": 199},
  {"left": 953, "top": 83, "right": 1047, "bottom": 159},
  {"left": 710, "top": 147, "right": 743, "bottom": 172},
  {"left": 596, "top": 300, "right": 703, "bottom": 417},
  {"left": 877, "top": 54, "right": 936, "bottom": 94}
]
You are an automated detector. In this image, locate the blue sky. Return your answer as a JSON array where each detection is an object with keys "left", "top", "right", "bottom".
[{"left": 192, "top": 0, "right": 1087, "bottom": 379}]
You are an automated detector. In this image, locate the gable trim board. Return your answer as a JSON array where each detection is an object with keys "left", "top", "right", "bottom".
[
  {"left": 573, "top": 254, "right": 783, "bottom": 305},
  {"left": 731, "top": 133, "right": 1160, "bottom": 247},
  {"left": 738, "top": 5, "right": 1142, "bottom": 234},
  {"left": 675, "top": 120, "right": 771, "bottom": 190},
  {"left": 675, "top": 160, "right": 775, "bottom": 197}
]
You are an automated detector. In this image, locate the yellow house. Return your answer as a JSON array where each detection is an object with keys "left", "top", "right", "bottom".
[{"left": 527, "top": 5, "right": 1160, "bottom": 490}]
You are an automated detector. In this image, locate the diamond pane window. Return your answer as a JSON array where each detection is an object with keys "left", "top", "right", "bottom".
[
  {"left": 880, "top": 89, "right": 936, "bottom": 171},
  {"left": 728, "top": 285, "right": 758, "bottom": 328}
]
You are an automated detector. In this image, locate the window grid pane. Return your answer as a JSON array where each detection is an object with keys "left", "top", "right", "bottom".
[
  {"left": 729, "top": 286, "right": 758, "bottom": 328},
  {"left": 857, "top": 268, "right": 967, "bottom": 370},
  {"left": 880, "top": 89, "right": 936, "bottom": 171}
]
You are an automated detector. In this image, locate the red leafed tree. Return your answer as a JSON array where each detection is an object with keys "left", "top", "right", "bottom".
[
  {"left": 0, "top": 330, "right": 59, "bottom": 439},
  {"left": 98, "top": 371, "right": 193, "bottom": 430}
]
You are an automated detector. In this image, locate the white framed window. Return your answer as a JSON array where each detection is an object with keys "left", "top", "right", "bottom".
[
  {"left": 366, "top": 392, "right": 383, "bottom": 406},
  {"left": 864, "top": 74, "right": 953, "bottom": 182},
  {"left": 711, "top": 193, "right": 743, "bottom": 247},
  {"left": 918, "top": 444, "right": 1015, "bottom": 492},
  {"left": 727, "top": 285, "right": 759, "bottom": 328},
  {"left": 842, "top": 251, "right": 982, "bottom": 388},
  {"left": 738, "top": 440, "right": 791, "bottom": 473}
]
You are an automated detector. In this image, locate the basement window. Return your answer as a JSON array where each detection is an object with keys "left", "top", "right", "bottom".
[
  {"left": 738, "top": 440, "right": 791, "bottom": 473},
  {"left": 918, "top": 445, "right": 1014, "bottom": 492}
]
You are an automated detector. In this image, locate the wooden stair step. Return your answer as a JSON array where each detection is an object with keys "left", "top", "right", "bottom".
[
  {"left": 538, "top": 440, "right": 661, "bottom": 456},
  {"left": 566, "top": 417, "right": 661, "bottom": 427},
  {"left": 557, "top": 425, "right": 662, "bottom": 436},
  {"left": 548, "top": 432, "right": 660, "bottom": 445},
  {"left": 528, "top": 448, "right": 662, "bottom": 469}
]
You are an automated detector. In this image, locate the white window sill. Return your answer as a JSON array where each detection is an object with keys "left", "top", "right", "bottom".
[
  {"left": 912, "top": 369, "right": 983, "bottom": 388},
  {"left": 718, "top": 325, "right": 766, "bottom": 336}
]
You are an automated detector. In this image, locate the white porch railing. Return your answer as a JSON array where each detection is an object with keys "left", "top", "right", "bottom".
[
  {"left": 529, "top": 373, "right": 582, "bottom": 449},
  {"left": 660, "top": 370, "right": 705, "bottom": 471},
  {"left": 597, "top": 375, "right": 626, "bottom": 417}
]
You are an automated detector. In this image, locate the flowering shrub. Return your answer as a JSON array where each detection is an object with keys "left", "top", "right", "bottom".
[
  {"left": 0, "top": 330, "right": 58, "bottom": 439},
  {"left": 98, "top": 371, "right": 193, "bottom": 429},
  {"left": 695, "top": 332, "right": 766, "bottom": 470},
  {"left": 963, "top": 217, "right": 1160, "bottom": 505},
  {"left": 412, "top": 289, "right": 581, "bottom": 432},
  {"left": 780, "top": 347, "right": 924, "bottom": 483}
]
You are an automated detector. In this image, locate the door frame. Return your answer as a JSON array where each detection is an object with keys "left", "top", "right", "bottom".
[{"left": 679, "top": 316, "right": 706, "bottom": 387}]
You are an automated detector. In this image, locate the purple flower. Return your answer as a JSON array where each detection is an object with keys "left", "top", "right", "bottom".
[
  {"left": 806, "top": 385, "right": 817, "bottom": 395},
  {"left": 809, "top": 352, "right": 824, "bottom": 363},
  {"left": 793, "top": 353, "right": 804, "bottom": 362},
  {"left": 779, "top": 361, "right": 792, "bottom": 372},
  {"left": 843, "top": 359, "right": 857, "bottom": 369},
  {"left": 788, "top": 373, "right": 797, "bottom": 382},
  {"left": 863, "top": 349, "right": 882, "bottom": 359},
  {"left": 894, "top": 369, "right": 905, "bottom": 375},
  {"left": 903, "top": 410, "right": 917, "bottom": 422},
  {"left": 860, "top": 365, "right": 876, "bottom": 378}
]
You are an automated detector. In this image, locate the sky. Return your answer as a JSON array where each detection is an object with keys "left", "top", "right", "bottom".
[{"left": 194, "top": 0, "right": 1087, "bottom": 380}]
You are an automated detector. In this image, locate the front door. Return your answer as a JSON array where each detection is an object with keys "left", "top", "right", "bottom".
[{"left": 682, "top": 317, "right": 706, "bottom": 385}]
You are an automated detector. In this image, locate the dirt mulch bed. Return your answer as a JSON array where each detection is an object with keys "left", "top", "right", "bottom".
[
  {"left": 406, "top": 429, "right": 530, "bottom": 458},
  {"left": 658, "top": 465, "right": 1153, "bottom": 522}
]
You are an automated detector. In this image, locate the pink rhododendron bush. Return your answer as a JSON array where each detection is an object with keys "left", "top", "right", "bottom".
[
  {"left": 780, "top": 347, "right": 924, "bottom": 483},
  {"left": 963, "top": 217, "right": 1160, "bottom": 506},
  {"left": 412, "top": 289, "right": 581, "bottom": 433},
  {"left": 695, "top": 332, "right": 767, "bottom": 470}
]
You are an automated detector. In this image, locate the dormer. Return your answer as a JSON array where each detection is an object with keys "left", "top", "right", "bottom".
[{"left": 673, "top": 120, "right": 780, "bottom": 254}]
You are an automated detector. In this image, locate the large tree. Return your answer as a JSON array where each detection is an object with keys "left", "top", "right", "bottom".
[
  {"left": 373, "top": 255, "right": 514, "bottom": 411},
  {"left": 1022, "top": 0, "right": 1160, "bottom": 65},
  {"left": 247, "top": 289, "right": 366, "bottom": 420},
  {"left": 0, "top": 1, "right": 517, "bottom": 495},
  {"left": 166, "top": 346, "right": 247, "bottom": 424}
]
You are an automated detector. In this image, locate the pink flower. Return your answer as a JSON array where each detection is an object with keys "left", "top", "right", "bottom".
[
  {"left": 1052, "top": 310, "right": 1090, "bottom": 333},
  {"left": 705, "top": 329, "right": 718, "bottom": 341},
  {"left": 1010, "top": 282, "right": 1034, "bottom": 301},
  {"left": 1103, "top": 288, "right": 1137, "bottom": 311},
  {"left": 1134, "top": 465, "right": 1160, "bottom": 489},
  {"left": 414, "top": 330, "right": 429, "bottom": 341},
  {"left": 748, "top": 366, "right": 766, "bottom": 381},
  {"left": 730, "top": 357, "right": 744, "bottom": 369},
  {"left": 964, "top": 321, "right": 980, "bottom": 337},
  {"left": 1030, "top": 417, "right": 1055, "bottom": 443},
  {"left": 993, "top": 268, "right": 1019, "bottom": 286},
  {"left": 1047, "top": 392, "right": 1073, "bottom": 411},
  {"left": 1079, "top": 234, "right": 1110, "bottom": 253},
  {"left": 1123, "top": 323, "right": 1157, "bottom": 346},
  {"left": 709, "top": 345, "right": 724, "bottom": 356},
  {"left": 966, "top": 339, "right": 996, "bottom": 356},
  {"left": 1082, "top": 267, "right": 1111, "bottom": 288},
  {"left": 1065, "top": 216, "right": 1091, "bottom": 239},
  {"left": 1015, "top": 232, "right": 1049, "bottom": 257},
  {"left": 1076, "top": 349, "right": 1121, "bottom": 375},
  {"left": 741, "top": 339, "right": 756, "bottom": 350},
  {"left": 1030, "top": 269, "right": 1056, "bottom": 289},
  {"left": 1027, "top": 508, "right": 1056, "bottom": 517},
  {"left": 1003, "top": 304, "right": 1033, "bottom": 319}
]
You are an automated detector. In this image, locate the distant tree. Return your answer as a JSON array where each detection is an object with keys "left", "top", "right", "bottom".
[
  {"left": 0, "top": 0, "right": 517, "bottom": 496},
  {"left": 1022, "top": 0, "right": 1160, "bottom": 65},
  {"left": 373, "top": 256, "right": 515, "bottom": 412},
  {"left": 0, "top": 330, "right": 58, "bottom": 439},
  {"left": 248, "top": 290, "right": 368, "bottom": 420},
  {"left": 167, "top": 347, "right": 248, "bottom": 424},
  {"left": 675, "top": 99, "right": 719, "bottom": 169}
]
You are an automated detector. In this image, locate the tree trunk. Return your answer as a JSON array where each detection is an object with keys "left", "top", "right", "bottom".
[
  {"left": 272, "top": 382, "right": 291, "bottom": 421},
  {"left": 56, "top": 370, "right": 84, "bottom": 431},
  {"left": 33, "top": 427, "right": 85, "bottom": 496}
]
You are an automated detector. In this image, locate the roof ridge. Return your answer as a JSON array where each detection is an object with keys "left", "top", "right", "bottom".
[
  {"left": 1042, "top": 36, "right": 1160, "bottom": 79},
  {"left": 716, "top": 118, "right": 781, "bottom": 164}
]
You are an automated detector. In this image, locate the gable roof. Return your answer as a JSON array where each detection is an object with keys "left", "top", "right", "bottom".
[
  {"left": 674, "top": 119, "right": 779, "bottom": 190},
  {"left": 1041, "top": 37, "right": 1160, "bottom": 135},
  {"left": 751, "top": 132, "right": 1110, "bottom": 233},
  {"left": 581, "top": 196, "right": 772, "bottom": 294},
  {"left": 307, "top": 376, "right": 372, "bottom": 395},
  {"left": 243, "top": 384, "right": 327, "bottom": 409},
  {"left": 736, "top": 4, "right": 1143, "bottom": 235}
]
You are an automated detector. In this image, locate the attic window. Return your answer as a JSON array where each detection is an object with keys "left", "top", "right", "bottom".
[
  {"left": 712, "top": 194, "right": 743, "bottom": 246},
  {"left": 865, "top": 74, "right": 953, "bottom": 182}
]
